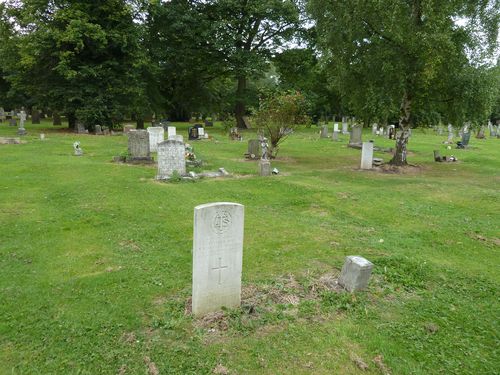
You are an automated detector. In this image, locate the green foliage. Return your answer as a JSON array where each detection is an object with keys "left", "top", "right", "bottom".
[
  {"left": 255, "top": 90, "right": 309, "bottom": 157},
  {"left": 2, "top": 0, "right": 146, "bottom": 128}
]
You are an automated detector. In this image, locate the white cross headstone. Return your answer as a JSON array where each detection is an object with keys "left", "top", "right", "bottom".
[{"left": 192, "top": 202, "right": 244, "bottom": 317}]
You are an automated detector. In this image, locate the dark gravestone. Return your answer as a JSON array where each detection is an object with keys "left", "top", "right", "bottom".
[
  {"left": 456, "top": 132, "right": 471, "bottom": 149},
  {"left": 188, "top": 126, "right": 198, "bottom": 140},
  {"left": 247, "top": 139, "right": 261, "bottom": 159},
  {"left": 31, "top": 110, "right": 41, "bottom": 124},
  {"left": 433, "top": 150, "right": 442, "bottom": 162},
  {"left": 204, "top": 119, "right": 214, "bottom": 127},
  {"left": 348, "top": 125, "right": 363, "bottom": 148},
  {"left": 53, "top": 112, "right": 62, "bottom": 126}
]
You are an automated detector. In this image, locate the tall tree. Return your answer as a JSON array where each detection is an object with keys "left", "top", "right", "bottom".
[
  {"left": 309, "top": 0, "right": 499, "bottom": 165},
  {"left": 204, "top": 0, "right": 302, "bottom": 128},
  {"left": 4, "top": 0, "right": 145, "bottom": 129}
]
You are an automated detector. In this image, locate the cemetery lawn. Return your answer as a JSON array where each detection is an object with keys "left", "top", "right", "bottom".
[{"left": 1, "top": 122, "right": 499, "bottom": 375}]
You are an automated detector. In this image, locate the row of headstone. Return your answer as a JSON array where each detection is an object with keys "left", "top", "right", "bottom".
[{"left": 191, "top": 202, "right": 373, "bottom": 316}]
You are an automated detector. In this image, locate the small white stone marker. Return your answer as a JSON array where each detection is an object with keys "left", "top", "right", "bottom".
[
  {"left": 360, "top": 141, "right": 374, "bottom": 169},
  {"left": 167, "top": 126, "right": 176, "bottom": 139},
  {"left": 192, "top": 202, "right": 244, "bottom": 316},
  {"left": 338, "top": 256, "right": 373, "bottom": 292}
]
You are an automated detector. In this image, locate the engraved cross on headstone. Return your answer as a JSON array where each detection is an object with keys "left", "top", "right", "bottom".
[{"left": 212, "top": 257, "right": 228, "bottom": 285}]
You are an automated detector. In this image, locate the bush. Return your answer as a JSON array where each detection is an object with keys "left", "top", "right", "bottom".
[{"left": 255, "top": 91, "right": 309, "bottom": 158}]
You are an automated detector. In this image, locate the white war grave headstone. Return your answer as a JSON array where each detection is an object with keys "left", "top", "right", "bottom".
[{"left": 192, "top": 202, "right": 244, "bottom": 316}]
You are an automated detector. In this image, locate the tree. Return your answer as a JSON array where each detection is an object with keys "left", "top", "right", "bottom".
[
  {"left": 3, "top": 0, "right": 145, "bottom": 129},
  {"left": 308, "top": 0, "right": 499, "bottom": 165},
  {"left": 255, "top": 90, "right": 309, "bottom": 157},
  {"left": 203, "top": 0, "right": 302, "bottom": 128}
]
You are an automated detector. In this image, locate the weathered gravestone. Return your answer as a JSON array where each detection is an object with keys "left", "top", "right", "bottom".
[
  {"left": 18, "top": 111, "right": 27, "bottom": 136},
  {"left": 372, "top": 124, "right": 378, "bottom": 135},
  {"left": 156, "top": 139, "right": 186, "bottom": 179},
  {"left": 31, "top": 110, "right": 40, "bottom": 124},
  {"left": 247, "top": 139, "right": 261, "bottom": 159},
  {"left": 332, "top": 131, "right": 339, "bottom": 141},
  {"left": 204, "top": 119, "right": 214, "bottom": 127},
  {"left": 320, "top": 125, "right": 329, "bottom": 138},
  {"left": 75, "top": 122, "right": 86, "bottom": 134},
  {"left": 457, "top": 131, "right": 471, "bottom": 149},
  {"left": 360, "top": 141, "right": 374, "bottom": 169},
  {"left": 348, "top": 125, "right": 362, "bottom": 147},
  {"left": 95, "top": 125, "right": 103, "bottom": 135},
  {"left": 147, "top": 126, "right": 164, "bottom": 152},
  {"left": 127, "top": 130, "right": 152, "bottom": 162},
  {"left": 342, "top": 120, "right": 349, "bottom": 135},
  {"left": 0, "top": 107, "right": 4, "bottom": 123},
  {"left": 9, "top": 117, "right": 17, "bottom": 127},
  {"left": 192, "top": 202, "right": 244, "bottom": 316},
  {"left": 338, "top": 256, "right": 373, "bottom": 292}
]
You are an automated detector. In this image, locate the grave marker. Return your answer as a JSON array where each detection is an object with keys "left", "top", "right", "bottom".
[
  {"left": 147, "top": 126, "right": 164, "bottom": 152},
  {"left": 156, "top": 139, "right": 186, "bottom": 179},
  {"left": 338, "top": 256, "right": 373, "bottom": 292},
  {"left": 360, "top": 142, "right": 374, "bottom": 169},
  {"left": 192, "top": 202, "right": 244, "bottom": 317}
]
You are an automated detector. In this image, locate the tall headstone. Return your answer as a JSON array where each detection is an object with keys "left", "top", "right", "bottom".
[
  {"left": 156, "top": 139, "right": 186, "bottom": 179},
  {"left": 17, "top": 110, "right": 27, "bottom": 136},
  {"left": 147, "top": 126, "right": 164, "bottom": 152},
  {"left": 198, "top": 127, "right": 205, "bottom": 139},
  {"left": 320, "top": 125, "right": 329, "bottom": 138},
  {"left": 334, "top": 123, "right": 339, "bottom": 132},
  {"left": 75, "top": 122, "right": 86, "bottom": 134},
  {"left": 31, "top": 110, "right": 40, "bottom": 124},
  {"left": 95, "top": 125, "right": 103, "bottom": 135},
  {"left": 167, "top": 126, "right": 177, "bottom": 139},
  {"left": 372, "top": 124, "right": 378, "bottom": 135},
  {"left": 0, "top": 107, "right": 4, "bottom": 123},
  {"left": 360, "top": 141, "right": 374, "bottom": 169},
  {"left": 338, "top": 256, "right": 373, "bottom": 292},
  {"left": 342, "top": 121, "right": 349, "bottom": 135},
  {"left": 349, "top": 125, "right": 362, "bottom": 147},
  {"left": 192, "top": 202, "right": 244, "bottom": 316},
  {"left": 247, "top": 139, "right": 261, "bottom": 159},
  {"left": 127, "top": 130, "right": 152, "bottom": 162},
  {"left": 332, "top": 130, "right": 339, "bottom": 141}
]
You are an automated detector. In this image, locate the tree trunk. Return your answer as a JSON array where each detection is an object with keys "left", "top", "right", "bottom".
[
  {"left": 52, "top": 112, "right": 62, "bottom": 126},
  {"left": 67, "top": 113, "right": 76, "bottom": 130},
  {"left": 235, "top": 76, "right": 248, "bottom": 129},
  {"left": 390, "top": 91, "right": 412, "bottom": 166},
  {"left": 136, "top": 117, "right": 144, "bottom": 129}
]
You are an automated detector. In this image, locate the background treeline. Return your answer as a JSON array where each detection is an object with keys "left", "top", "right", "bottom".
[{"left": 0, "top": 0, "right": 498, "bottom": 131}]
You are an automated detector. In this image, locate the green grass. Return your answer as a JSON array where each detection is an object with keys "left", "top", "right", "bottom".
[{"left": 0, "top": 120, "right": 499, "bottom": 374}]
